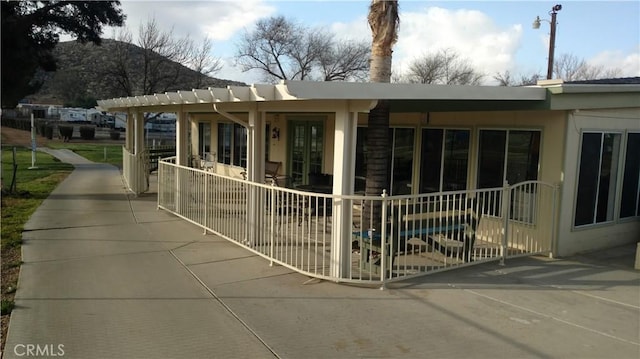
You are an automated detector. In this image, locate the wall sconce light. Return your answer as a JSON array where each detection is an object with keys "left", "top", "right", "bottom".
[{"left": 271, "top": 127, "right": 280, "bottom": 140}]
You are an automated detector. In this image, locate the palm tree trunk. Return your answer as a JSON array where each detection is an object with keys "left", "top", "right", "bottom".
[
  {"left": 363, "top": 0, "right": 399, "bottom": 234},
  {"left": 363, "top": 100, "right": 389, "bottom": 233}
]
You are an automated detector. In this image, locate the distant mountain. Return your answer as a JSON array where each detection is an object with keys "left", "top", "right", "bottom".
[{"left": 28, "top": 39, "right": 246, "bottom": 106}]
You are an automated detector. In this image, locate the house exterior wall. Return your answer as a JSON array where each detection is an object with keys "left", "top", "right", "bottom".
[{"left": 557, "top": 108, "right": 640, "bottom": 256}]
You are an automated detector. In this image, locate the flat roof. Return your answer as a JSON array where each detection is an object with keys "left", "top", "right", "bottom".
[{"left": 97, "top": 80, "right": 639, "bottom": 113}]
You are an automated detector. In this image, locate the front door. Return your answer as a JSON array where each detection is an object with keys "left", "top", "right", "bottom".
[{"left": 289, "top": 118, "right": 324, "bottom": 187}]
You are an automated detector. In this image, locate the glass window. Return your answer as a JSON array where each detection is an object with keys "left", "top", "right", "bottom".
[
  {"left": 233, "top": 124, "right": 247, "bottom": 168},
  {"left": 217, "top": 123, "right": 232, "bottom": 165},
  {"left": 198, "top": 122, "right": 211, "bottom": 155},
  {"left": 575, "top": 132, "right": 621, "bottom": 226},
  {"left": 478, "top": 130, "right": 507, "bottom": 188},
  {"left": 420, "top": 129, "right": 470, "bottom": 193},
  {"left": 620, "top": 133, "right": 640, "bottom": 218},
  {"left": 477, "top": 129, "right": 540, "bottom": 188},
  {"left": 389, "top": 128, "right": 415, "bottom": 195},
  {"left": 355, "top": 128, "right": 368, "bottom": 192},
  {"left": 217, "top": 123, "right": 247, "bottom": 167},
  {"left": 354, "top": 127, "right": 415, "bottom": 195}
]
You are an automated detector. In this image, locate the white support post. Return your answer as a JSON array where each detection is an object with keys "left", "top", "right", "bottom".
[
  {"left": 330, "top": 104, "right": 357, "bottom": 279},
  {"left": 175, "top": 110, "right": 189, "bottom": 213},
  {"left": 134, "top": 111, "right": 145, "bottom": 155},
  {"left": 190, "top": 119, "right": 199, "bottom": 158},
  {"left": 133, "top": 111, "right": 147, "bottom": 193},
  {"left": 245, "top": 109, "right": 265, "bottom": 246},
  {"left": 175, "top": 109, "right": 189, "bottom": 167},
  {"left": 126, "top": 111, "right": 134, "bottom": 152}
]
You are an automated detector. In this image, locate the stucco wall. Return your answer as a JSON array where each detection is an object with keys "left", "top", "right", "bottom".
[{"left": 557, "top": 108, "right": 640, "bottom": 256}]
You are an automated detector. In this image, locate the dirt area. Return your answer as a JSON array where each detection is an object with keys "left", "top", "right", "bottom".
[
  {"left": 1, "top": 126, "right": 51, "bottom": 147},
  {"left": 1, "top": 125, "right": 126, "bottom": 148}
]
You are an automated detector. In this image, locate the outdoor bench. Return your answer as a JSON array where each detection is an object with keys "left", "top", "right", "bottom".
[{"left": 354, "top": 209, "right": 475, "bottom": 275}]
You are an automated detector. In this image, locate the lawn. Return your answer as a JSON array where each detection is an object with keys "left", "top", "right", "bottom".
[{"left": 48, "top": 143, "right": 123, "bottom": 168}]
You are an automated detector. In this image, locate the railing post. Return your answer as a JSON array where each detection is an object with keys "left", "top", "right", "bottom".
[
  {"left": 550, "top": 183, "right": 560, "bottom": 258},
  {"left": 500, "top": 181, "right": 510, "bottom": 266},
  {"left": 203, "top": 172, "right": 208, "bottom": 235},
  {"left": 157, "top": 159, "right": 162, "bottom": 210},
  {"left": 269, "top": 182, "right": 276, "bottom": 266},
  {"left": 380, "top": 190, "right": 388, "bottom": 286}
]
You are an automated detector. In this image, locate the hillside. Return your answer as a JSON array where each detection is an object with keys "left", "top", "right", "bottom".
[{"left": 28, "top": 39, "right": 246, "bottom": 106}]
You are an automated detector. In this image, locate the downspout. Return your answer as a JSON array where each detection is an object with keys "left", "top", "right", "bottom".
[
  {"left": 212, "top": 102, "right": 256, "bottom": 177},
  {"left": 213, "top": 103, "right": 249, "bottom": 129}
]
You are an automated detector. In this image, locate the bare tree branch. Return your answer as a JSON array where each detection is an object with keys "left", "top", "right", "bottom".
[
  {"left": 236, "top": 15, "right": 370, "bottom": 82},
  {"left": 403, "top": 49, "right": 483, "bottom": 85},
  {"left": 103, "top": 16, "right": 222, "bottom": 96}
]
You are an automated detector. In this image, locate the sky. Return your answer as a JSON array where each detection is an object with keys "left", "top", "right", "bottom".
[{"left": 89, "top": 0, "right": 640, "bottom": 85}]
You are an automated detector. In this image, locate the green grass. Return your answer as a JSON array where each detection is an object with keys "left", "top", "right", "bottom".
[
  {"left": 1, "top": 146, "right": 73, "bottom": 246},
  {"left": 1, "top": 146, "right": 74, "bottom": 317},
  {"left": 47, "top": 143, "right": 123, "bottom": 167}
]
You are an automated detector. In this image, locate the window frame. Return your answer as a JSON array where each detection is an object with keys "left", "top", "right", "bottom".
[
  {"left": 419, "top": 127, "right": 471, "bottom": 193},
  {"left": 198, "top": 122, "right": 211, "bottom": 156},
  {"left": 216, "top": 122, "right": 247, "bottom": 168},
  {"left": 618, "top": 131, "right": 640, "bottom": 221},
  {"left": 476, "top": 128, "right": 542, "bottom": 189},
  {"left": 354, "top": 126, "right": 417, "bottom": 195},
  {"left": 476, "top": 128, "right": 542, "bottom": 223},
  {"left": 573, "top": 130, "right": 624, "bottom": 228}
]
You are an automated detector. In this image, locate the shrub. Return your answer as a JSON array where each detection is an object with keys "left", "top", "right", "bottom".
[
  {"left": 79, "top": 126, "right": 95, "bottom": 140},
  {"left": 44, "top": 124, "right": 54, "bottom": 139},
  {"left": 59, "top": 125, "right": 74, "bottom": 142},
  {"left": 109, "top": 130, "right": 121, "bottom": 140},
  {"left": 1, "top": 299, "right": 14, "bottom": 315}
]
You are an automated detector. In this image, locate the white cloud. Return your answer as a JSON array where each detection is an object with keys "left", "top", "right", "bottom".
[
  {"left": 117, "top": 1, "right": 275, "bottom": 41},
  {"left": 587, "top": 47, "right": 640, "bottom": 77},
  {"left": 216, "top": 58, "right": 264, "bottom": 85},
  {"left": 330, "top": 15, "right": 369, "bottom": 43},
  {"left": 326, "top": 7, "right": 523, "bottom": 84},
  {"left": 394, "top": 7, "right": 522, "bottom": 83}
]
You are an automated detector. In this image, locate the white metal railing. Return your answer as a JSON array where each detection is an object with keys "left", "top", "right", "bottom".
[
  {"left": 157, "top": 159, "right": 558, "bottom": 285},
  {"left": 122, "top": 147, "right": 149, "bottom": 194}
]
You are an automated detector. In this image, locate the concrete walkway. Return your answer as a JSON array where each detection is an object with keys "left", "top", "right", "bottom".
[{"left": 3, "top": 150, "right": 639, "bottom": 358}]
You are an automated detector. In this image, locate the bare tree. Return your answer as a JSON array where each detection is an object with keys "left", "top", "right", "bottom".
[
  {"left": 190, "top": 37, "right": 223, "bottom": 88},
  {"left": 403, "top": 49, "right": 483, "bottom": 85},
  {"left": 317, "top": 39, "right": 370, "bottom": 81},
  {"left": 235, "top": 16, "right": 302, "bottom": 82},
  {"left": 494, "top": 53, "right": 623, "bottom": 86},
  {"left": 554, "top": 53, "right": 622, "bottom": 81},
  {"left": 494, "top": 71, "right": 541, "bottom": 86},
  {"left": 235, "top": 15, "right": 370, "bottom": 82},
  {"left": 104, "top": 17, "right": 222, "bottom": 97}
]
